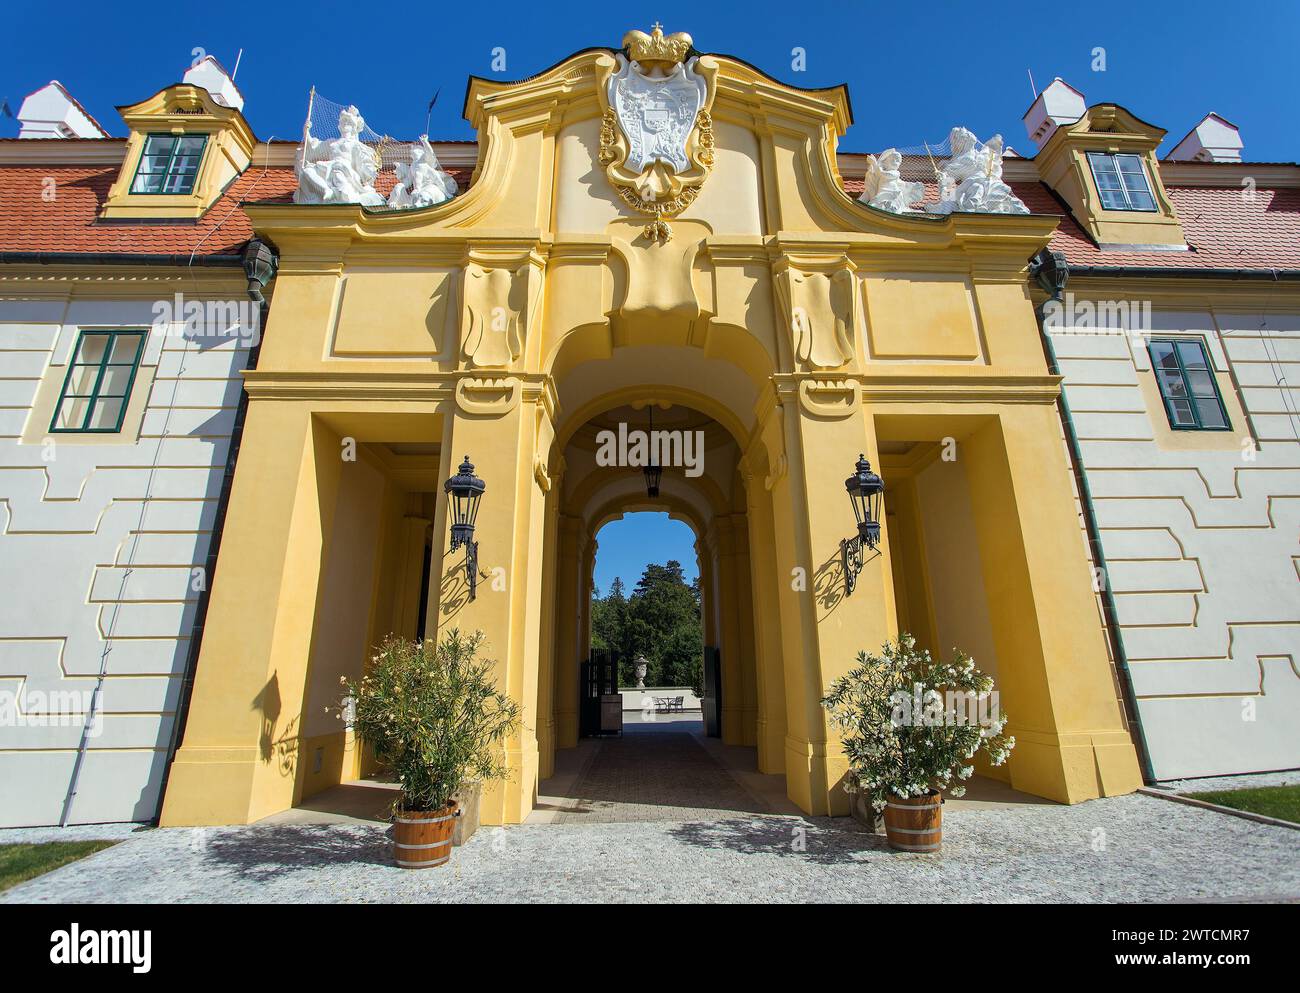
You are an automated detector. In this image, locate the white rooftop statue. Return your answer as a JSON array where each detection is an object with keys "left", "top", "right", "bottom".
[
  {"left": 928, "top": 127, "right": 1029, "bottom": 216},
  {"left": 859, "top": 148, "right": 924, "bottom": 213},
  {"left": 1022, "top": 77, "right": 1086, "bottom": 147},
  {"left": 16, "top": 81, "right": 109, "bottom": 139},
  {"left": 388, "top": 136, "right": 458, "bottom": 209},
  {"left": 182, "top": 56, "right": 245, "bottom": 111},
  {"left": 1167, "top": 113, "right": 1244, "bottom": 163},
  {"left": 294, "top": 104, "right": 385, "bottom": 207}
]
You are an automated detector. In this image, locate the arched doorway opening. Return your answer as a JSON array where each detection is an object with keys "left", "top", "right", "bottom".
[
  {"left": 588, "top": 511, "right": 703, "bottom": 724},
  {"left": 531, "top": 391, "right": 794, "bottom": 822}
]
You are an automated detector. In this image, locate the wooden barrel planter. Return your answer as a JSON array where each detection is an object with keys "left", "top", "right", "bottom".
[
  {"left": 882, "top": 793, "right": 942, "bottom": 852},
  {"left": 393, "top": 803, "right": 459, "bottom": 868}
]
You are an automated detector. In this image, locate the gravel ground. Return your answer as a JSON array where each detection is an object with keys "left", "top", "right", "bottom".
[
  {"left": 1157, "top": 769, "right": 1300, "bottom": 794},
  {"left": 3, "top": 793, "right": 1298, "bottom": 904},
  {"left": 0, "top": 823, "right": 144, "bottom": 844}
]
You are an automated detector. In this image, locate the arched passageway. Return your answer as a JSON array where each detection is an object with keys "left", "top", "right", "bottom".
[{"left": 534, "top": 387, "right": 792, "bottom": 819}]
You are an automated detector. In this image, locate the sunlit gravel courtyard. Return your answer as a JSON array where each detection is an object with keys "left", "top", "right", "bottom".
[{"left": 4, "top": 792, "right": 1298, "bottom": 904}]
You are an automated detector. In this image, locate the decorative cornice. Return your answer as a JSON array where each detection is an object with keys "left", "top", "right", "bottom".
[
  {"left": 241, "top": 370, "right": 557, "bottom": 406},
  {"left": 857, "top": 371, "right": 1062, "bottom": 404}
]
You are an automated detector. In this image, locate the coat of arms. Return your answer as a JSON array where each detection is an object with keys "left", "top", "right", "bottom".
[
  {"left": 597, "top": 25, "right": 718, "bottom": 240},
  {"left": 612, "top": 59, "right": 705, "bottom": 175}
]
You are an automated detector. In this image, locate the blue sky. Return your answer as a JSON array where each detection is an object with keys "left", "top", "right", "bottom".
[
  {"left": 2, "top": 0, "right": 1297, "bottom": 159},
  {"left": 593, "top": 514, "right": 698, "bottom": 595}
]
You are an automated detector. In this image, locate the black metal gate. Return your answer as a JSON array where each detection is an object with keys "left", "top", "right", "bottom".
[{"left": 580, "top": 648, "right": 620, "bottom": 737}]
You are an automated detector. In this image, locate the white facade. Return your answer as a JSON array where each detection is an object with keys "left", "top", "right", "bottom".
[
  {"left": 0, "top": 288, "right": 254, "bottom": 826},
  {"left": 1053, "top": 308, "right": 1300, "bottom": 781}
]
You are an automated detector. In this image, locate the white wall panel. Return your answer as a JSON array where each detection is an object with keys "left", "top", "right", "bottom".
[
  {"left": 0, "top": 297, "right": 252, "bottom": 826},
  {"left": 1054, "top": 316, "right": 1300, "bottom": 781}
]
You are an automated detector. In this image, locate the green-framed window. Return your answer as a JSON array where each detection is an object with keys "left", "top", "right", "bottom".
[
  {"left": 1148, "top": 338, "right": 1231, "bottom": 431},
  {"left": 130, "top": 133, "right": 208, "bottom": 195},
  {"left": 51, "top": 331, "right": 147, "bottom": 433},
  {"left": 1087, "top": 151, "right": 1157, "bottom": 212}
]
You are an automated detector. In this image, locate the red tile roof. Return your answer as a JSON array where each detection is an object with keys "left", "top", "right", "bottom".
[
  {"left": 1029, "top": 182, "right": 1300, "bottom": 270},
  {"left": 0, "top": 153, "right": 1294, "bottom": 272},
  {"left": 0, "top": 161, "right": 473, "bottom": 258},
  {"left": 845, "top": 172, "right": 1300, "bottom": 270}
]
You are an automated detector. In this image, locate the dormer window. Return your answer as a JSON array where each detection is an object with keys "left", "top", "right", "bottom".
[
  {"left": 130, "top": 133, "right": 208, "bottom": 195},
  {"left": 1086, "top": 151, "right": 1156, "bottom": 212}
]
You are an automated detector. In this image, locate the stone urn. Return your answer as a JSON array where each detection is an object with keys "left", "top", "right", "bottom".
[{"left": 634, "top": 656, "right": 648, "bottom": 689}]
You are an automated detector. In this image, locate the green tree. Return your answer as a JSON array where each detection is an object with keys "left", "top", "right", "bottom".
[
  {"left": 626, "top": 560, "right": 702, "bottom": 688},
  {"left": 591, "top": 576, "right": 632, "bottom": 664},
  {"left": 588, "top": 563, "right": 704, "bottom": 688}
]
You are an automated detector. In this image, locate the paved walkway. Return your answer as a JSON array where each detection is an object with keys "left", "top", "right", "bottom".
[{"left": 536, "top": 715, "right": 780, "bottom": 824}]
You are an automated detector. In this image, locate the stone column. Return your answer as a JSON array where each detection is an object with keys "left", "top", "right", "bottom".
[
  {"left": 553, "top": 514, "right": 583, "bottom": 748},
  {"left": 762, "top": 379, "right": 900, "bottom": 815},
  {"left": 742, "top": 470, "right": 788, "bottom": 773},
  {"left": 710, "top": 516, "right": 747, "bottom": 744},
  {"left": 428, "top": 378, "right": 554, "bottom": 825},
  {"left": 160, "top": 403, "right": 344, "bottom": 825},
  {"left": 962, "top": 406, "right": 1142, "bottom": 802},
  {"left": 730, "top": 514, "right": 760, "bottom": 747},
  {"left": 578, "top": 534, "right": 595, "bottom": 667},
  {"left": 535, "top": 473, "right": 562, "bottom": 781}
]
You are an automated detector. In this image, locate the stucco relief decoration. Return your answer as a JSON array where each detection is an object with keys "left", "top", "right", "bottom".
[
  {"left": 928, "top": 127, "right": 1029, "bottom": 215},
  {"left": 461, "top": 262, "right": 542, "bottom": 369},
  {"left": 774, "top": 266, "right": 858, "bottom": 371},
  {"left": 596, "top": 24, "right": 718, "bottom": 241}
]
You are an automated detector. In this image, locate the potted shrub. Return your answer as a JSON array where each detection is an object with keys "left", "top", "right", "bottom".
[
  {"left": 821, "top": 634, "right": 1014, "bottom": 852},
  {"left": 343, "top": 629, "right": 519, "bottom": 869}
]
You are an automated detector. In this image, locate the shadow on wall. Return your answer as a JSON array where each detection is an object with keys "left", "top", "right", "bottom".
[
  {"left": 253, "top": 672, "right": 300, "bottom": 778},
  {"left": 813, "top": 544, "right": 881, "bottom": 619},
  {"left": 438, "top": 556, "right": 475, "bottom": 623}
]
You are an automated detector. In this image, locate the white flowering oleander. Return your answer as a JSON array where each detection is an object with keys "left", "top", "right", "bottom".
[{"left": 821, "top": 633, "right": 1016, "bottom": 812}]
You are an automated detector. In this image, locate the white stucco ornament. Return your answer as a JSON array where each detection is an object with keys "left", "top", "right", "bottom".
[
  {"left": 859, "top": 148, "right": 924, "bottom": 213},
  {"left": 387, "top": 135, "right": 458, "bottom": 209},
  {"left": 294, "top": 104, "right": 385, "bottom": 207},
  {"left": 928, "top": 126, "right": 1029, "bottom": 215}
]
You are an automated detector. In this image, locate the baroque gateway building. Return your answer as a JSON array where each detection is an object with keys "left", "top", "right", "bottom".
[{"left": 0, "top": 30, "right": 1296, "bottom": 827}]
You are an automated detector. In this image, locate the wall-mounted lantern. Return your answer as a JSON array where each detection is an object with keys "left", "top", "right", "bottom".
[
  {"left": 643, "top": 403, "right": 662, "bottom": 498},
  {"left": 444, "top": 455, "right": 485, "bottom": 601},
  {"left": 841, "top": 453, "right": 884, "bottom": 597}
]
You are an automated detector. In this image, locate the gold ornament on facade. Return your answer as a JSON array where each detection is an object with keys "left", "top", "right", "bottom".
[
  {"left": 621, "top": 23, "right": 694, "bottom": 68},
  {"left": 595, "top": 27, "right": 719, "bottom": 243}
]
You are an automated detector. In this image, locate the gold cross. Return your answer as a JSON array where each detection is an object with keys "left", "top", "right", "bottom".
[{"left": 651, "top": 21, "right": 663, "bottom": 31}]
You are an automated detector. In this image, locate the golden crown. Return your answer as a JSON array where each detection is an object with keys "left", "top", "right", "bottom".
[{"left": 622, "top": 23, "right": 693, "bottom": 65}]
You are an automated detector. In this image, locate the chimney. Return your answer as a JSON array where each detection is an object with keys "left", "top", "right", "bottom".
[
  {"left": 16, "top": 81, "right": 109, "bottom": 139},
  {"left": 1023, "top": 77, "right": 1086, "bottom": 148},
  {"left": 1166, "top": 113, "right": 1243, "bottom": 162},
  {"left": 182, "top": 55, "right": 245, "bottom": 112}
]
